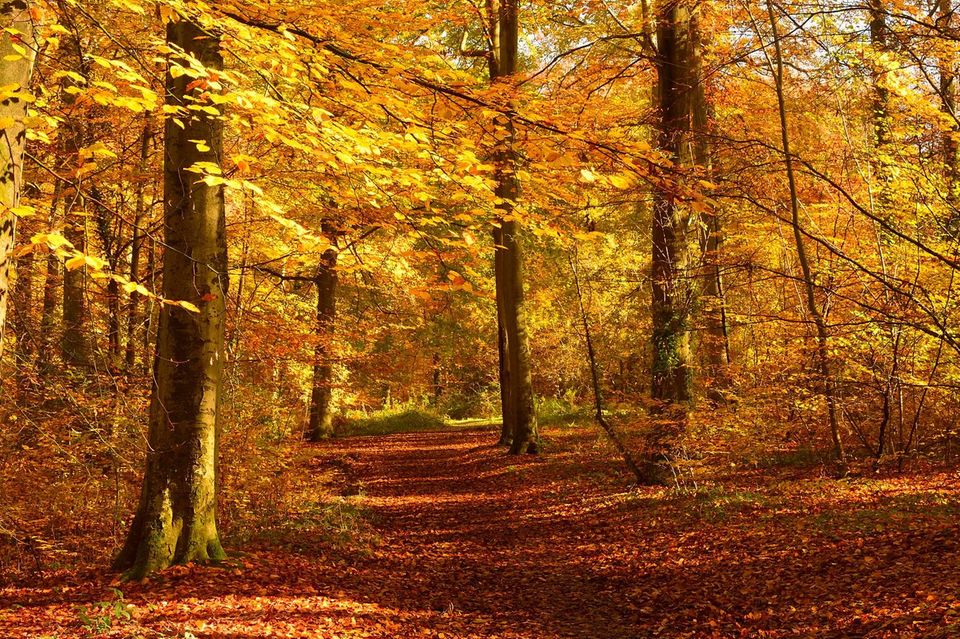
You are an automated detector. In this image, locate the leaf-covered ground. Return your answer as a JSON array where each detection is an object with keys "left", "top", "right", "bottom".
[{"left": 2, "top": 426, "right": 960, "bottom": 638}]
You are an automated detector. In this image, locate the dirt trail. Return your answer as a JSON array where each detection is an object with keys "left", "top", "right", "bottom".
[
  {"left": 329, "top": 429, "right": 640, "bottom": 638},
  {"left": 3, "top": 427, "right": 959, "bottom": 638}
]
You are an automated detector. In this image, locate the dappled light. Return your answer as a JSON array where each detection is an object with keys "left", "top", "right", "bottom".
[{"left": 4, "top": 0, "right": 960, "bottom": 636}]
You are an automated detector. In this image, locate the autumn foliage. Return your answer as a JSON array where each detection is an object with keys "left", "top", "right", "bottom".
[{"left": 2, "top": 0, "right": 960, "bottom": 637}]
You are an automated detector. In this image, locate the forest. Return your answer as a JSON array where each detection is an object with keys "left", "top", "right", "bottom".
[{"left": 1, "top": 0, "right": 960, "bottom": 636}]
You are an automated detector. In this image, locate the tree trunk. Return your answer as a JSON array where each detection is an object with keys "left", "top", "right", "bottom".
[
  {"left": 115, "top": 17, "right": 228, "bottom": 579},
  {"left": 306, "top": 243, "right": 338, "bottom": 441},
  {"left": 89, "top": 183, "right": 124, "bottom": 368},
  {"left": 125, "top": 116, "right": 152, "bottom": 371},
  {"left": 690, "top": 7, "right": 730, "bottom": 379},
  {"left": 431, "top": 351, "right": 442, "bottom": 406},
  {"left": 651, "top": 0, "right": 696, "bottom": 407},
  {"left": 59, "top": 29, "right": 93, "bottom": 368},
  {"left": 639, "top": 0, "right": 700, "bottom": 483},
  {"left": 937, "top": 0, "right": 959, "bottom": 220},
  {"left": 870, "top": 0, "right": 894, "bottom": 226},
  {"left": 494, "top": 229, "right": 514, "bottom": 446},
  {"left": 142, "top": 236, "right": 156, "bottom": 373},
  {"left": 37, "top": 189, "right": 62, "bottom": 376},
  {"left": 490, "top": 0, "right": 538, "bottom": 454},
  {"left": 106, "top": 277, "right": 121, "bottom": 366},
  {"left": 0, "top": 0, "right": 35, "bottom": 364},
  {"left": 60, "top": 196, "right": 91, "bottom": 366},
  {"left": 766, "top": 0, "right": 846, "bottom": 471}
]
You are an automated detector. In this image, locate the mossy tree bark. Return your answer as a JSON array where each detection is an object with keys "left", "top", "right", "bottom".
[
  {"left": 0, "top": 0, "right": 35, "bottom": 364},
  {"left": 307, "top": 241, "right": 339, "bottom": 441},
  {"left": 114, "top": 16, "right": 228, "bottom": 579},
  {"left": 488, "top": 0, "right": 538, "bottom": 454},
  {"left": 650, "top": 0, "right": 696, "bottom": 407},
  {"left": 642, "top": 0, "right": 699, "bottom": 483}
]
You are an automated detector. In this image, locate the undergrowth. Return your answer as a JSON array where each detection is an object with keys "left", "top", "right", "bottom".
[{"left": 339, "top": 406, "right": 446, "bottom": 437}]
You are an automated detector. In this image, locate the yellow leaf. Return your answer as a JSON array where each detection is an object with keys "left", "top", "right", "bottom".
[{"left": 64, "top": 255, "right": 86, "bottom": 271}]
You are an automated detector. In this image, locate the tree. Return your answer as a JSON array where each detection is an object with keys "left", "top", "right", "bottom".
[
  {"left": 765, "top": 0, "right": 846, "bottom": 471},
  {"left": 58, "top": 7, "right": 94, "bottom": 368},
  {"left": 125, "top": 116, "right": 153, "bottom": 371},
  {"left": 0, "top": 0, "right": 35, "bottom": 364},
  {"left": 306, "top": 229, "right": 339, "bottom": 441},
  {"left": 490, "top": 0, "right": 539, "bottom": 454},
  {"left": 650, "top": 0, "right": 696, "bottom": 411},
  {"left": 690, "top": 6, "right": 730, "bottom": 382},
  {"left": 115, "top": 13, "right": 228, "bottom": 578}
]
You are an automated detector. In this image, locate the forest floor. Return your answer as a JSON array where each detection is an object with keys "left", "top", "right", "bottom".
[{"left": 2, "top": 425, "right": 960, "bottom": 638}]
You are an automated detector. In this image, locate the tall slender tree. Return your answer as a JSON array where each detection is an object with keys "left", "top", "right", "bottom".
[
  {"left": 936, "top": 0, "right": 958, "bottom": 215},
  {"left": 125, "top": 116, "right": 153, "bottom": 371},
  {"left": 490, "top": 0, "right": 538, "bottom": 454},
  {"left": 58, "top": 8, "right": 93, "bottom": 367},
  {"left": 115, "top": 14, "right": 228, "bottom": 578},
  {"left": 766, "top": 0, "right": 846, "bottom": 471},
  {"left": 0, "top": 0, "right": 35, "bottom": 363},
  {"left": 690, "top": 5, "right": 730, "bottom": 381}
]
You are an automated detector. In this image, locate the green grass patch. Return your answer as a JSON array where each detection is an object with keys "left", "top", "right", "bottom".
[
  {"left": 339, "top": 407, "right": 446, "bottom": 437},
  {"left": 660, "top": 485, "right": 778, "bottom": 523},
  {"left": 804, "top": 490, "right": 960, "bottom": 536},
  {"left": 536, "top": 396, "right": 589, "bottom": 428},
  {"left": 233, "top": 494, "right": 380, "bottom": 556}
]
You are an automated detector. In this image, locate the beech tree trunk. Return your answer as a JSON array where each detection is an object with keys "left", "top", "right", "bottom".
[
  {"left": 870, "top": 0, "right": 894, "bottom": 226},
  {"left": 490, "top": 0, "right": 538, "bottom": 454},
  {"left": 431, "top": 351, "right": 442, "bottom": 405},
  {"left": 59, "top": 24, "right": 93, "bottom": 367},
  {"left": 493, "top": 228, "right": 516, "bottom": 446},
  {"left": 690, "top": 8, "right": 730, "bottom": 379},
  {"left": 60, "top": 197, "right": 91, "bottom": 366},
  {"left": 937, "top": 0, "right": 959, "bottom": 214},
  {"left": 115, "top": 17, "right": 228, "bottom": 579},
  {"left": 37, "top": 193, "right": 61, "bottom": 376},
  {"left": 125, "top": 116, "right": 152, "bottom": 371},
  {"left": 651, "top": 0, "right": 695, "bottom": 406},
  {"left": 0, "top": 0, "right": 35, "bottom": 364},
  {"left": 306, "top": 243, "right": 338, "bottom": 441}
]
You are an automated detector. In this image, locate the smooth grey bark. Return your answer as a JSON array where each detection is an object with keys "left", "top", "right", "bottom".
[{"left": 115, "top": 17, "right": 228, "bottom": 578}]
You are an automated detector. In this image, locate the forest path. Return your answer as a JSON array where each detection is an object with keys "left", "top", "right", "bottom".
[
  {"left": 322, "top": 428, "right": 640, "bottom": 639},
  {"left": 3, "top": 427, "right": 960, "bottom": 638}
]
